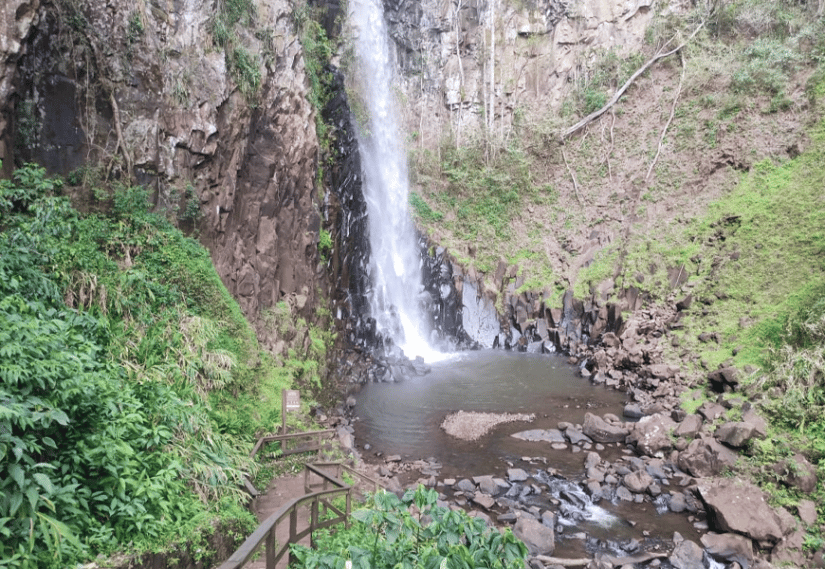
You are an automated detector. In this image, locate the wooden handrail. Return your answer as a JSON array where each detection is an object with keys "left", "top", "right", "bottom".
[
  {"left": 249, "top": 429, "right": 335, "bottom": 459},
  {"left": 215, "top": 483, "right": 351, "bottom": 569},
  {"left": 310, "top": 461, "right": 382, "bottom": 496}
]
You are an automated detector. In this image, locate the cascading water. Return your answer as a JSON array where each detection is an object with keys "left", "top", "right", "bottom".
[{"left": 347, "top": 0, "right": 442, "bottom": 362}]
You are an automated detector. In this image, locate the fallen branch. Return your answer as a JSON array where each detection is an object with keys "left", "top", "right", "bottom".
[
  {"left": 645, "top": 50, "right": 686, "bottom": 181},
  {"left": 561, "top": 147, "right": 582, "bottom": 206},
  {"left": 560, "top": 20, "right": 704, "bottom": 141}
]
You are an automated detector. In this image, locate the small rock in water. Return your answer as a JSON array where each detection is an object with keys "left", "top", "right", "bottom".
[{"left": 508, "top": 468, "right": 529, "bottom": 482}]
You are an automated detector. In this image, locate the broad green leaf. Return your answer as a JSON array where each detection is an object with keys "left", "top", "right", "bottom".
[
  {"left": 8, "top": 493, "right": 23, "bottom": 516},
  {"left": 25, "top": 485, "right": 39, "bottom": 511},
  {"left": 7, "top": 464, "right": 24, "bottom": 489},
  {"left": 32, "top": 473, "right": 54, "bottom": 494}
]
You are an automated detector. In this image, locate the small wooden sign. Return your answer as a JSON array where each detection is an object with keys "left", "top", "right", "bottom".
[
  {"left": 282, "top": 390, "right": 301, "bottom": 434},
  {"left": 284, "top": 390, "right": 301, "bottom": 411}
]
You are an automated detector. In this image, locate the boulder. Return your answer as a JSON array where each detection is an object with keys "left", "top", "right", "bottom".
[
  {"left": 698, "top": 401, "right": 726, "bottom": 421},
  {"left": 798, "top": 499, "right": 817, "bottom": 526},
  {"left": 471, "top": 492, "right": 496, "bottom": 510},
  {"left": 773, "top": 454, "right": 817, "bottom": 494},
  {"left": 456, "top": 478, "right": 476, "bottom": 493},
  {"left": 701, "top": 532, "right": 754, "bottom": 569},
  {"left": 648, "top": 363, "right": 679, "bottom": 380},
  {"left": 473, "top": 475, "right": 499, "bottom": 496},
  {"left": 675, "top": 294, "right": 693, "bottom": 311},
  {"left": 623, "top": 403, "right": 644, "bottom": 419},
  {"left": 669, "top": 492, "right": 687, "bottom": 513},
  {"left": 674, "top": 414, "right": 703, "bottom": 439},
  {"left": 669, "top": 538, "right": 705, "bottom": 569},
  {"left": 623, "top": 471, "right": 654, "bottom": 494},
  {"left": 715, "top": 422, "right": 756, "bottom": 448},
  {"left": 584, "top": 451, "right": 601, "bottom": 470},
  {"left": 564, "top": 427, "right": 592, "bottom": 445},
  {"left": 627, "top": 413, "right": 677, "bottom": 457},
  {"left": 677, "top": 436, "right": 738, "bottom": 478},
  {"left": 742, "top": 409, "right": 768, "bottom": 438},
  {"left": 514, "top": 516, "right": 555, "bottom": 555},
  {"left": 708, "top": 366, "right": 740, "bottom": 392},
  {"left": 771, "top": 527, "right": 806, "bottom": 567},
  {"left": 582, "top": 413, "right": 630, "bottom": 443},
  {"left": 616, "top": 486, "right": 633, "bottom": 501},
  {"left": 698, "top": 479, "right": 783, "bottom": 544},
  {"left": 336, "top": 427, "right": 354, "bottom": 451}
]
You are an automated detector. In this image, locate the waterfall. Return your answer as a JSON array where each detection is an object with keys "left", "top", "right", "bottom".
[{"left": 347, "top": 0, "right": 442, "bottom": 362}]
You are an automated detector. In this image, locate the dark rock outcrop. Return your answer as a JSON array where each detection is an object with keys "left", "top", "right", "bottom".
[{"left": 5, "top": 0, "right": 323, "bottom": 351}]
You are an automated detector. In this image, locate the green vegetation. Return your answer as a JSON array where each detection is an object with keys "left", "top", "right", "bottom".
[
  {"left": 622, "top": 120, "right": 825, "bottom": 374},
  {"left": 291, "top": 0, "right": 339, "bottom": 194},
  {"left": 210, "top": 0, "right": 262, "bottom": 103},
  {"left": 0, "top": 164, "right": 326, "bottom": 567},
  {"left": 291, "top": 486, "right": 528, "bottom": 569},
  {"left": 409, "top": 191, "right": 444, "bottom": 223},
  {"left": 319, "top": 228, "right": 333, "bottom": 261},
  {"left": 229, "top": 45, "right": 263, "bottom": 100},
  {"left": 410, "top": 140, "right": 550, "bottom": 277},
  {"left": 574, "top": 246, "right": 620, "bottom": 298}
]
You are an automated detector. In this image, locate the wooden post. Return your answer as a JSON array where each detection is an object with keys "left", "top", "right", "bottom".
[
  {"left": 288, "top": 507, "right": 298, "bottom": 565},
  {"left": 310, "top": 498, "right": 319, "bottom": 548},
  {"left": 265, "top": 529, "right": 276, "bottom": 569},
  {"left": 345, "top": 492, "right": 351, "bottom": 529}
]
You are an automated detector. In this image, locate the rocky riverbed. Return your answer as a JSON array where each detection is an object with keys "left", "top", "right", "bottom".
[{"left": 323, "top": 293, "right": 823, "bottom": 569}]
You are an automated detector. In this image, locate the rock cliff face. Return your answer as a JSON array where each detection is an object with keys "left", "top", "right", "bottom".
[
  {"left": 0, "top": 0, "right": 40, "bottom": 173},
  {"left": 1, "top": 0, "right": 321, "bottom": 344},
  {"left": 381, "top": 0, "right": 677, "bottom": 148}
]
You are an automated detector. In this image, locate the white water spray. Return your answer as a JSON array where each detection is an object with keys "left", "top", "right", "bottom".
[{"left": 348, "top": 0, "right": 443, "bottom": 361}]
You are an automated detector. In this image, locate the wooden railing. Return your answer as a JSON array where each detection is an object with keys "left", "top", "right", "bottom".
[
  {"left": 217, "top": 462, "right": 384, "bottom": 569},
  {"left": 308, "top": 461, "right": 381, "bottom": 499},
  {"left": 249, "top": 429, "right": 335, "bottom": 459}
]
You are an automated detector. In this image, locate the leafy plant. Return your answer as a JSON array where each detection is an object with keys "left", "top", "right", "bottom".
[
  {"left": 294, "top": 3, "right": 334, "bottom": 145},
  {"left": 0, "top": 164, "right": 283, "bottom": 567},
  {"left": 291, "top": 486, "right": 528, "bottom": 569},
  {"left": 229, "top": 46, "right": 262, "bottom": 101},
  {"left": 319, "top": 228, "right": 333, "bottom": 261}
]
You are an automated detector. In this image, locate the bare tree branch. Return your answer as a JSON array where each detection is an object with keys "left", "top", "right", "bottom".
[{"left": 560, "top": 20, "right": 704, "bottom": 141}]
